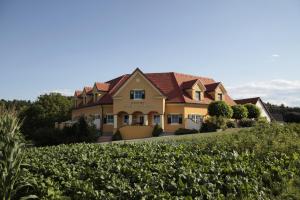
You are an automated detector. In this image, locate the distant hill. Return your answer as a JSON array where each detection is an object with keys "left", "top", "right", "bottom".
[{"left": 265, "top": 103, "right": 300, "bottom": 123}]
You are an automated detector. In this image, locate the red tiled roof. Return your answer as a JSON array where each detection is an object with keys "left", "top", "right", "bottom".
[
  {"left": 83, "top": 86, "right": 93, "bottom": 95},
  {"left": 75, "top": 70, "right": 236, "bottom": 107},
  {"left": 205, "top": 82, "right": 221, "bottom": 92},
  {"left": 95, "top": 82, "right": 110, "bottom": 91},
  {"left": 74, "top": 90, "right": 82, "bottom": 97},
  {"left": 235, "top": 97, "right": 260, "bottom": 105}
]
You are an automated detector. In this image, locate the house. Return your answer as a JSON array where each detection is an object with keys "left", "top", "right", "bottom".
[
  {"left": 235, "top": 97, "right": 272, "bottom": 122},
  {"left": 72, "top": 68, "right": 236, "bottom": 139}
]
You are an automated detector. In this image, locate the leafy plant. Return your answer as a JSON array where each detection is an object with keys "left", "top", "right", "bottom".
[
  {"left": 244, "top": 103, "right": 261, "bottom": 119},
  {"left": 174, "top": 128, "right": 198, "bottom": 135},
  {"left": 112, "top": 130, "right": 122, "bottom": 141},
  {"left": 208, "top": 101, "right": 233, "bottom": 118},
  {"left": 152, "top": 124, "right": 163, "bottom": 137},
  {"left": 231, "top": 104, "right": 248, "bottom": 120}
]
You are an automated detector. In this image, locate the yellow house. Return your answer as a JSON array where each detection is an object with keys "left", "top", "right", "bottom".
[{"left": 72, "top": 68, "right": 236, "bottom": 139}]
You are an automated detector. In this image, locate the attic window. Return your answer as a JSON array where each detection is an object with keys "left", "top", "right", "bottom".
[
  {"left": 195, "top": 91, "right": 201, "bottom": 101},
  {"left": 217, "top": 93, "right": 223, "bottom": 101},
  {"left": 130, "top": 90, "right": 145, "bottom": 100}
]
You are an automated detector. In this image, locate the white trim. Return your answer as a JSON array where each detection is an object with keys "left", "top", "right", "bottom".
[{"left": 112, "top": 69, "right": 166, "bottom": 98}]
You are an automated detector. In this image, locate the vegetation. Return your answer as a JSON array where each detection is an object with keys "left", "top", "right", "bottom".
[
  {"left": 201, "top": 116, "right": 228, "bottom": 132},
  {"left": 208, "top": 101, "right": 233, "bottom": 118},
  {"left": 231, "top": 104, "right": 248, "bottom": 120},
  {"left": 13, "top": 123, "right": 300, "bottom": 199},
  {"left": 112, "top": 130, "right": 123, "bottom": 141},
  {"left": 239, "top": 118, "right": 256, "bottom": 127},
  {"left": 0, "top": 108, "right": 36, "bottom": 200},
  {"left": 174, "top": 128, "right": 198, "bottom": 135},
  {"left": 152, "top": 124, "right": 163, "bottom": 137},
  {"left": 244, "top": 103, "right": 261, "bottom": 119}
]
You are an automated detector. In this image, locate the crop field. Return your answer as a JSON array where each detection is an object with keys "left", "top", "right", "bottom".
[{"left": 19, "top": 123, "right": 300, "bottom": 199}]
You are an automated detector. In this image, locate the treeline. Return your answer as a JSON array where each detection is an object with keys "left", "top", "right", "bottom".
[{"left": 265, "top": 102, "right": 300, "bottom": 123}]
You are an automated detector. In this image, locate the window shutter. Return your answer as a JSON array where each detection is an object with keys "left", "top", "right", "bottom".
[
  {"left": 130, "top": 90, "right": 134, "bottom": 99},
  {"left": 103, "top": 116, "right": 107, "bottom": 124},
  {"left": 142, "top": 90, "right": 145, "bottom": 99},
  {"left": 167, "top": 115, "right": 171, "bottom": 124},
  {"left": 179, "top": 115, "right": 183, "bottom": 124}
]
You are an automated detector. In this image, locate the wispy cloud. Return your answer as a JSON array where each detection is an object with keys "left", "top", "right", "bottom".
[
  {"left": 271, "top": 54, "right": 280, "bottom": 57},
  {"left": 41, "top": 89, "right": 74, "bottom": 97},
  {"left": 227, "top": 79, "right": 300, "bottom": 107}
]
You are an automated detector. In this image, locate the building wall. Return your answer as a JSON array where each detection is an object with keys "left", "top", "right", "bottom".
[
  {"left": 164, "top": 104, "right": 185, "bottom": 132},
  {"left": 113, "top": 72, "right": 165, "bottom": 115},
  {"left": 256, "top": 101, "right": 271, "bottom": 122}
]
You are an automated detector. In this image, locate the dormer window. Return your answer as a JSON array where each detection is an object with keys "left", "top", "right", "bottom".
[
  {"left": 195, "top": 91, "right": 201, "bottom": 101},
  {"left": 217, "top": 93, "right": 223, "bottom": 101},
  {"left": 130, "top": 90, "right": 145, "bottom": 100}
]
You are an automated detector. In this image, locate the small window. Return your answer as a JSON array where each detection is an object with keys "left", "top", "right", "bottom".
[
  {"left": 153, "top": 115, "right": 160, "bottom": 125},
  {"left": 217, "top": 93, "right": 223, "bottom": 101},
  {"left": 195, "top": 91, "right": 201, "bottom": 101},
  {"left": 167, "top": 114, "right": 183, "bottom": 124},
  {"left": 188, "top": 114, "right": 203, "bottom": 124},
  {"left": 123, "top": 115, "right": 129, "bottom": 124},
  {"left": 106, "top": 115, "right": 114, "bottom": 124},
  {"left": 130, "top": 90, "right": 145, "bottom": 100}
]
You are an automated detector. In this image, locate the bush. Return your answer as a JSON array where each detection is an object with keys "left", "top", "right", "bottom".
[
  {"left": 245, "top": 103, "right": 261, "bottom": 119},
  {"left": 152, "top": 124, "right": 163, "bottom": 137},
  {"left": 232, "top": 105, "right": 248, "bottom": 120},
  {"left": 112, "top": 130, "right": 123, "bottom": 141},
  {"left": 31, "top": 117, "right": 98, "bottom": 146},
  {"left": 284, "top": 112, "right": 300, "bottom": 123},
  {"left": 239, "top": 118, "right": 256, "bottom": 127},
  {"left": 208, "top": 101, "right": 233, "bottom": 118},
  {"left": 226, "top": 120, "right": 237, "bottom": 128},
  {"left": 174, "top": 128, "right": 198, "bottom": 135},
  {"left": 200, "top": 116, "right": 227, "bottom": 132}
]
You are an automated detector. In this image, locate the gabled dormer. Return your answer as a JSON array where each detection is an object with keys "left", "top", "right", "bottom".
[
  {"left": 92, "top": 82, "right": 110, "bottom": 102},
  {"left": 205, "top": 82, "right": 227, "bottom": 101},
  {"left": 74, "top": 90, "right": 82, "bottom": 108},
  {"left": 82, "top": 86, "right": 93, "bottom": 104},
  {"left": 181, "top": 79, "right": 206, "bottom": 101}
]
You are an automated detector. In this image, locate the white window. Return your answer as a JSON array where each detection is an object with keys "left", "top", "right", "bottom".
[
  {"left": 217, "top": 93, "right": 223, "bottom": 101},
  {"left": 130, "top": 90, "right": 145, "bottom": 100},
  {"left": 168, "top": 114, "right": 183, "bottom": 124},
  {"left": 123, "top": 115, "right": 129, "bottom": 124},
  {"left": 188, "top": 114, "right": 203, "bottom": 124},
  {"left": 106, "top": 115, "right": 114, "bottom": 124},
  {"left": 153, "top": 115, "right": 160, "bottom": 125},
  {"left": 195, "top": 91, "right": 201, "bottom": 101}
]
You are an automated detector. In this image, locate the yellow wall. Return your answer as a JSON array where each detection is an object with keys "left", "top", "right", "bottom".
[
  {"left": 119, "top": 125, "right": 153, "bottom": 140},
  {"left": 164, "top": 104, "right": 185, "bottom": 132},
  {"left": 113, "top": 72, "right": 165, "bottom": 115}
]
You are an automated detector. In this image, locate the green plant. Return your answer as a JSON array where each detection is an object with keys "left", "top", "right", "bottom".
[
  {"left": 112, "top": 130, "right": 122, "bottom": 141},
  {"left": 226, "top": 120, "right": 237, "bottom": 128},
  {"left": 200, "top": 116, "right": 228, "bottom": 132},
  {"left": 152, "top": 124, "right": 163, "bottom": 137},
  {"left": 174, "top": 128, "right": 198, "bottom": 135},
  {"left": 245, "top": 103, "right": 261, "bottom": 119},
  {"left": 0, "top": 108, "right": 37, "bottom": 200},
  {"left": 239, "top": 118, "right": 256, "bottom": 127},
  {"left": 231, "top": 105, "right": 248, "bottom": 120},
  {"left": 208, "top": 101, "right": 233, "bottom": 118}
]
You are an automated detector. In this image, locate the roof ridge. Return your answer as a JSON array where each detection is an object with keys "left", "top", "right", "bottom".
[{"left": 173, "top": 72, "right": 215, "bottom": 81}]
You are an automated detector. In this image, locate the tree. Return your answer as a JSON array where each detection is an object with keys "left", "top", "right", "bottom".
[
  {"left": 232, "top": 105, "right": 248, "bottom": 120},
  {"left": 20, "top": 93, "right": 73, "bottom": 139},
  {"left": 208, "top": 101, "right": 233, "bottom": 118},
  {"left": 244, "top": 103, "right": 261, "bottom": 119}
]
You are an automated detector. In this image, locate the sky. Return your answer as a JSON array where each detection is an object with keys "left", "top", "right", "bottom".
[{"left": 0, "top": 0, "right": 300, "bottom": 106}]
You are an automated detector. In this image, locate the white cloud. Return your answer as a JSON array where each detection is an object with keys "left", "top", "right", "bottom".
[
  {"left": 271, "top": 54, "right": 280, "bottom": 57},
  {"left": 41, "top": 89, "right": 74, "bottom": 97},
  {"left": 227, "top": 79, "right": 300, "bottom": 107}
]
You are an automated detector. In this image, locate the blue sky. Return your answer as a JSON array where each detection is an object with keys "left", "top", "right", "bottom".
[{"left": 0, "top": 0, "right": 300, "bottom": 106}]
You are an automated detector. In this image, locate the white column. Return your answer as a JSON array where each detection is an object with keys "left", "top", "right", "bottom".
[
  {"left": 113, "top": 115, "right": 118, "bottom": 129},
  {"left": 160, "top": 114, "right": 164, "bottom": 130},
  {"left": 128, "top": 114, "right": 132, "bottom": 125},
  {"left": 144, "top": 114, "right": 148, "bottom": 126}
]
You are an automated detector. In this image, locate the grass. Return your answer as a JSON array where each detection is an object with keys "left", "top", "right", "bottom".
[{"left": 112, "top": 128, "right": 242, "bottom": 143}]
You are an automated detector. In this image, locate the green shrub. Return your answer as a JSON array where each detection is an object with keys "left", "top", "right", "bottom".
[
  {"left": 152, "top": 124, "right": 163, "bottom": 137},
  {"left": 239, "top": 118, "right": 256, "bottom": 127},
  {"left": 174, "top": 128, "right": 198, "bottom": 135},
  {"left": 245, "top": 103, "right": 261, "bottom": 119},
  {"left": 226, "top": 120, "right": 237, "bottom": 128},
  {"left": 201, "top": 116, "right": 227, "bottom": 132},
  {"left": 208, "top": 101, "right": 233, "bottom": 118},
  {"left": 112, "top": 130, "right": 122, "bottom": 141},
  {"left": 232, "top": 105, "right": 248, "bottom": 120}
]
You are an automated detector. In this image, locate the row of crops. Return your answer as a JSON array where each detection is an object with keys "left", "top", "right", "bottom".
[{"left": 18, "top": 123, "right": 300, "bottom": 199}]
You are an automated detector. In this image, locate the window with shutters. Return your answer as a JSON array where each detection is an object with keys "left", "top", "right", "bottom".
[
  {"left": 167, "top": 114, "right": 183, "bottom": 124},
  {"left": 188, "top": 114, "right": 203, "bottom": 124},
  {"left": 130, "top": 90, "right": 145, "bottom": 100}
]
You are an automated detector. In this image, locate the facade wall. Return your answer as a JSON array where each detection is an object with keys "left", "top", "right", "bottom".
[
  {"left": 113, "top": 72, "right": 165, "bottom": 115},
  {"left": 72, "top": 105, "right": 102, "bottom": 120},
  {"left": 164, "top": 104, "right": 185, "bottom": 132},
  {"left": 256, "top": 101, "right": 271, "bottom": 122}
]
